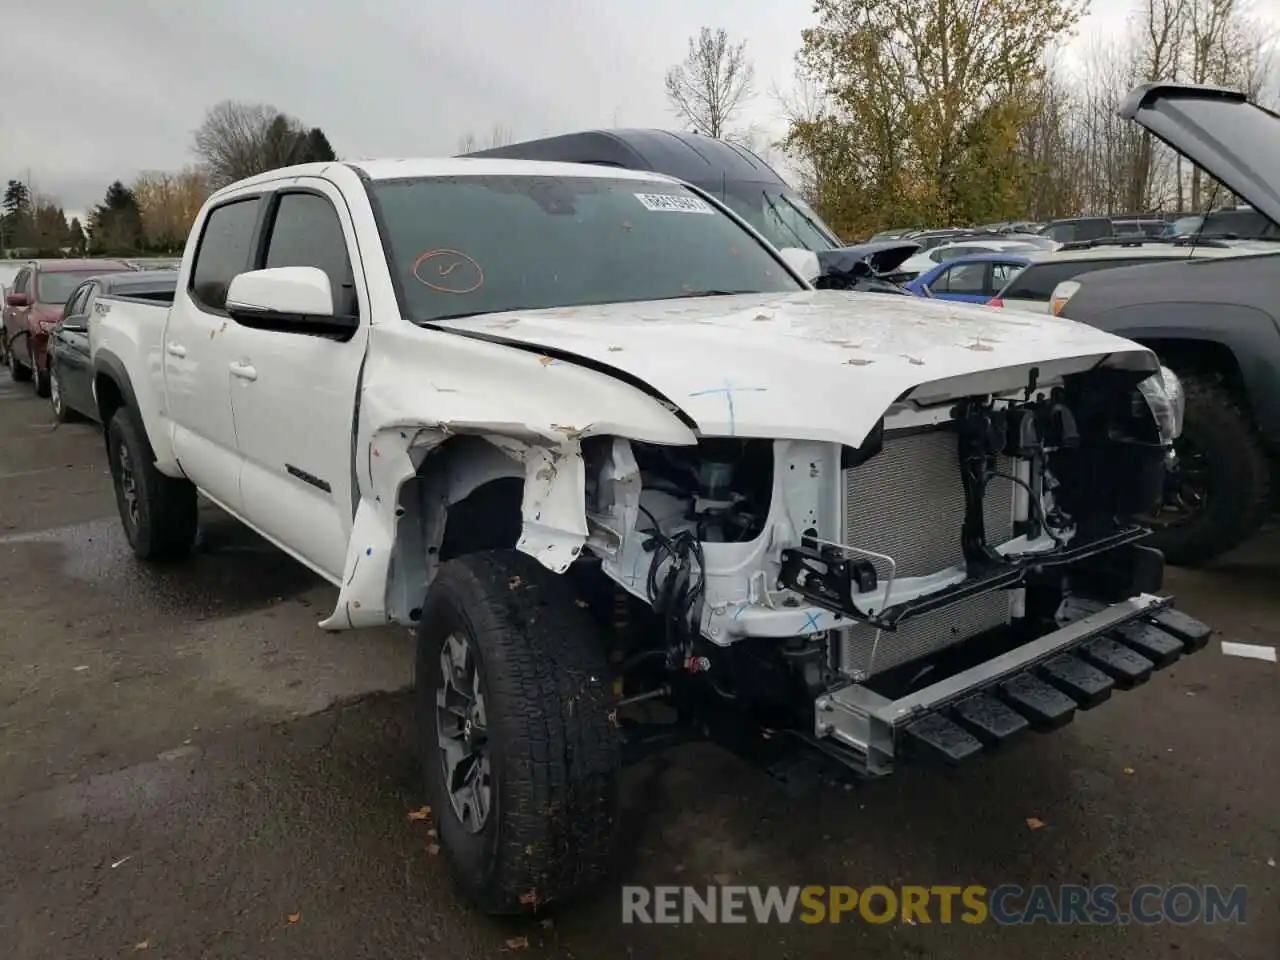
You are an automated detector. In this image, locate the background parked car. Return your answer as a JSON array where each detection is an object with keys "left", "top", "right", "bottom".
[
  {"left": 48, "top": 269, "right": 180, "bottom": 422},
  {"left": 903, "top": 252, "right": 1032, "bottom": 303},
  {"left": 894, "top": 238, "right": 1041, "bottom": 281},
  {"left": 3, "top": 259, "right": 133, "bottom": 395},
  {"left": 988, "top": 238, "right": 1253, "bottom": 313},
  {"left": 1055, "top": 82, "right": 1280, "bottom": 567}
]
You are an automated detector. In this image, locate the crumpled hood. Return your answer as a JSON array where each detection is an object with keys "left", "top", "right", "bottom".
[{"left": 433, "top": 290, "right": 1155, "bottom": 446}]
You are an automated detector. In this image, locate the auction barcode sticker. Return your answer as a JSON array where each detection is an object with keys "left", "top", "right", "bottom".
[{"left": 634, "top": 192, "right": 714, "bottom": 214}]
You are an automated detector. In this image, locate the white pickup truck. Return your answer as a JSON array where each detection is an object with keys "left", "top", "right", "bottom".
[{"left": 89, "top": 157, "right": 1211, "bottom": 914}]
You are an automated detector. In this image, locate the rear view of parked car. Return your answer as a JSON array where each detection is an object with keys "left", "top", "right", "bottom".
[{"left": 3, "top": 259, "right": 134, "bottom": 395}]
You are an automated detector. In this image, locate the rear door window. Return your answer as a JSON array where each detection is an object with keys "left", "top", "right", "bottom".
[
  {"left": 189, "top": 198, "right": 261, "bottom": 312},
  {"left": 941, "top": 262, "right": 987, "bottom": 294}
]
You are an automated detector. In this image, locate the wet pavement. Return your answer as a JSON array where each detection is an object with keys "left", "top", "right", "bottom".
[{"left": 0, "top": 369, "right": 1276, "bottom": 959}]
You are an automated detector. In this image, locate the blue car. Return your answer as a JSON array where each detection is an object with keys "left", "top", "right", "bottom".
[{"left": 903, "top": 252, "right": 1032, "bottom": 303}]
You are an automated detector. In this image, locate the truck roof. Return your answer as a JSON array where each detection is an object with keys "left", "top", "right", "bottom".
[
  {"left": 458, "top": 129, "right": 790, "bottom": 187},
  {"left": 213, "top": 159, "right": 684, "bottom": 199}
]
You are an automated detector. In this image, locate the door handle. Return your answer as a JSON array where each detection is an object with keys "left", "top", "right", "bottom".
[
  {"left": 166, "top": 342, "right": 186, "bottom": 358},
  {"left": 229, "top": 361, "right": 258, "bottom": 381}
]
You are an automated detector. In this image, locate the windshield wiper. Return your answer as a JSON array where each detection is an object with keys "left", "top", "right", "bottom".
[
  {"left": 777, "top": 192, "right": 839, "bottom": 247},
  {"left": 762, "top": 191, "right": 813, "bottom": 249},
  {"left": 656, "top": 289, "right": 761, "bottom": 300},
  {"left": 422, "top": 310, "right": 496, "bottom": 323}
]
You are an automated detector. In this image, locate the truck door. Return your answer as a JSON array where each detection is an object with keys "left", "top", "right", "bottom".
[
  {"left": 225, "top": 183, "right": 370, "bottom": 581},
  {"left": 162, "top": 196, "right": 263, "bottom": 513}
]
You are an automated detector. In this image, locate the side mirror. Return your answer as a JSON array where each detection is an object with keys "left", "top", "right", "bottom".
[
  {"left": 777, "top": 246, "right": 821, "bottom": 284},
  {"left": 225, "top": 267, "right": 357, "bottom": 334},
  {"left": 6, "top": 292, "right": 30, "bottom": 308}
]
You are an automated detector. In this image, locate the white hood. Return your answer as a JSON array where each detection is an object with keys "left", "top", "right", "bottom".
[{"left": 434, "top": 290, "right": 1155, "bottom": 447}]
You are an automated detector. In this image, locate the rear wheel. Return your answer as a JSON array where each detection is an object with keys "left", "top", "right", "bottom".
[
  {"left": 416, "top": 550, "right": 620, "bottom": 914},
  {"left": 106, "top": 408, "right": 198, "bottom": 561},
  {"left": 1142, "top": 375, "right": 1272, "bottom": 566},
  {"left": 7, "top": 344, "right": 31, "bottom": 382}
]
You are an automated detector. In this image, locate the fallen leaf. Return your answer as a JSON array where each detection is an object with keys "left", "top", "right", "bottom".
[
  {"left": 713, "top": 872, "right": 732, "bottom": 885},
  {"left": 1123, "top": 767, "right": 1135, "bottom": 776},
  {"left": 427, "top": 843, "right": 441, "bottom": 856},
  {"left": 607, "top": 345, "right": 624, "bottom": 352},
  {"left": 1026, "top": 817, "right": 1046, "bottom": 830},
  {"left": 519, "top": 889, "right": 540, "bottom": 906},
  {"left": 1266, "top": 856, "right": 1275, "bottom": 868},
  {"left": 506, "top": 936, "right": 530, "bottom": 950},
  {"left": 845, "top": 357, "right": 875, "bottom": 366},
  {"left": 538, "top": 356, "right": 555, "bottom": 366},
  {"left": 286, "top": 912, "right": 301, "bottom": 925},
  {"left": 509, "top": 576, "right": 523, "bottom": 590},
  {"left": 133, "top": 941, "right": 150, "bottom": 952},
  {"left": 408, "top": 805, "right": 432, "bottom": 822}
]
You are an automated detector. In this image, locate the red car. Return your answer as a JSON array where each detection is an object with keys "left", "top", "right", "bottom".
[{"left": 3, "top": 259, "right": 134, "bottom": 396}]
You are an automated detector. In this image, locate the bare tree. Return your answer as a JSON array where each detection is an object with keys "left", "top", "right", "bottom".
[
  {"left": 192, "top": 100, "right": 310, "bottom": 188},
  {"left": 456, "top": 125, "right": 515, "bottom": 153},
  {"left": 665, "top": 27, "right": 756, "bottom": 140}
]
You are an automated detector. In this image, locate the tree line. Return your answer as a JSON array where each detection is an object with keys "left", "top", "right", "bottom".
[
  {"left": 666, "top": 1, "right": 1278, "bottom": 240},
  {"left": 1, "top": 100, "right": 339, "bottom": 258}
]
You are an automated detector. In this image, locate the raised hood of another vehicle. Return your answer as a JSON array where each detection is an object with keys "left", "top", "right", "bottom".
[
  {"left": 432, "top": 290, "right": 1156, "bottom": 448},
  {"left": 1120, "top": 82, "right": 1280, "bottom": 229}
]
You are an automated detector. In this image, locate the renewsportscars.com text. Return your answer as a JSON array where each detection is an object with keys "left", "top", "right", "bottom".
[{"left": 621, "top": 884, "right": 1248, "bottom": 926}]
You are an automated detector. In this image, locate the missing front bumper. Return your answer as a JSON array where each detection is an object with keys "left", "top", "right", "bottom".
[{"left": 814, "top": 595, "right": 1211, "bottom": 777}]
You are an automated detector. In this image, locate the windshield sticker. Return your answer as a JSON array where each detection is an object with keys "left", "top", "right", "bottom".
[{"left": 633, "top": 193, "right": 714, "bottom": 214}]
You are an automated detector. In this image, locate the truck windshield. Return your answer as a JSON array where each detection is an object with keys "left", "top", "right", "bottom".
[
  {"left": 717, "top": 184, "right": 842, "bottom": 251},
  {"left": 371, "top": 175, "right": 804, "bottom": 323}
]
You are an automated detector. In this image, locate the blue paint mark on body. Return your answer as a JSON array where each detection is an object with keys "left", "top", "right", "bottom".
[
  {"left": 801, "top": 611, "right": 822, "bottom": 632},
  {"left": 687, "top": 381, "right": 768, "bottom": 435}
]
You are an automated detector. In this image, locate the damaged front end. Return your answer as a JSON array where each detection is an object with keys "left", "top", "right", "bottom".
[
  {"left": 325, "top": 329, "right": 1209, "bottom": 783},
  {"left": 571, "top": 360, "right": 1209, "bottom": 780}
]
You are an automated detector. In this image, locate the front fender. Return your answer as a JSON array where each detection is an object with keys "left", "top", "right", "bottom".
[
  {"left": 317, "top": 323, "right": 698, "bottom": 631},
  {"left": 1086, "top": 302, "right": 1280, "bottom": 443}
]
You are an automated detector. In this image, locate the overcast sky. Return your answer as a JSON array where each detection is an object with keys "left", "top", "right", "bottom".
[{"left": 0, "top": 0, "right": 1270, "bottom": 219}]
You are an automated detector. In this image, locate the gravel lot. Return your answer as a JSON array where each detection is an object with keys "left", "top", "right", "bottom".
[{"left": 0, "top": 370, "right": 1276, "bottom": 959}]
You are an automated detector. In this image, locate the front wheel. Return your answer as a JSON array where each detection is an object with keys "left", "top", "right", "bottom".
[
  {"left": 416, "top": 550, "right": 620, "bottom": 914},
  {"left": 1142, "top": 375, "right": 1272, "bottom": 566},
  {"left": 49, "top": 364, "right": 74, "bottom": 422},
  {"left": 106, "top": 409, "right": 199, "bottom": 561},
  {"left": 32, "top": 359, "right": 50, "bottom": 398}
]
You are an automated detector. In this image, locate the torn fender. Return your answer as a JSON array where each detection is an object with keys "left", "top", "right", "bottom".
[{"left": 320, "top": 429, "right": 591, "bottom": 630}]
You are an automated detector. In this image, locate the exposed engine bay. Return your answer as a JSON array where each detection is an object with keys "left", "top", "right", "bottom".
[{"left": 569, "top": 363, "right": 1189, "bottom": 778}]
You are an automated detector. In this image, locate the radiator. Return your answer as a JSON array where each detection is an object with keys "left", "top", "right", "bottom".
[{"left": 838, "top": 428, "right": 1015, "bottom": 678}]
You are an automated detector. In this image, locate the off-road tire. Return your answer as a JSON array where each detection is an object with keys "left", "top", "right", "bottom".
[
  {"left": 1145, "top": 375, "right": 1272, "bottom": 566},
  {"left": 416, "top": 550, "right": 620, "bottom": 915},
  {"left": 106, "top": 408, "right": 198, "bottom": 561},
  {"left": 7, "top": 345, "right": 31, "bottom": 382}
]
